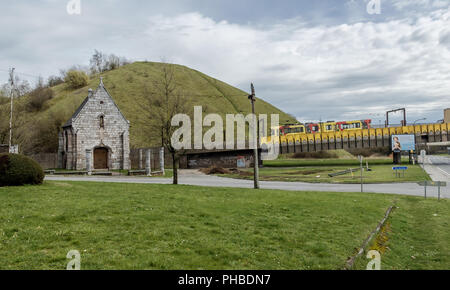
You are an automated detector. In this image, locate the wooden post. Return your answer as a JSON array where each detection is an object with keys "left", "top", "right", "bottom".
[
  {"left": 249, "top": 83, "right": 260, "bottom": 189},
  {"left": 8, "top": 68, "right": 15, "bottom": 152}
]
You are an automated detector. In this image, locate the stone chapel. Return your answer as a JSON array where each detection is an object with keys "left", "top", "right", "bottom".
[{"left": 58, "top": 78, "right": 130, "bottom": 170}]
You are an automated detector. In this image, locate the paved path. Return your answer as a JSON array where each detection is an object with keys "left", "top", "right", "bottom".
[
  {"left": 424, "top": 155, "right": 450, "bottom": 182},
  {"left": 46, "top": 171, "right": 448, "bottom": 199}
]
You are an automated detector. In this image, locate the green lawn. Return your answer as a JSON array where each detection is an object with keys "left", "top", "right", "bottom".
[
  {"left": 51, "top": 169, "right": 173, "bottom": 178},
  {"left": 0, "top": 182, "right": 448, "bottom": 270},
  {"left": 226, "top": 164, "right": 430, "bottom": 184},
  {"left": 263, "top": 157, "right": 407, "bottom": 168},
  {"left": 354, "top": 196, "right": 450, "bottom": 270}
]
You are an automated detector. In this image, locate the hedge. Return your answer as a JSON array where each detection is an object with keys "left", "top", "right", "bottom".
[{"left": 0, "top": 153, "right": 44, "bottom": 187}]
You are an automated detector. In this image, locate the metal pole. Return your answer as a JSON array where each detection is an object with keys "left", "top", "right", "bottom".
[
  {"left": 8, "top": 68, "right": 15, "bottom": 151},
  {"left": 424, "top": 184, "right": 427, "bottom": 199},
  {"left": 403, "top": 108, "right": 406, "bottom": 126},
  {"left": 438, "top": 182, "right": 441, "bottom": 201},
  {"left": 249, "top": 83, "right": 260, "bottom": 189},
  {"left": 360, "top": 155, "right": 363, "bottom": 193}
]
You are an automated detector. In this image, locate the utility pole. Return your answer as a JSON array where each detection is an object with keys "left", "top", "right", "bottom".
[
  {"left": 8, "top": 68, "right": 15, "bottom": 151},
  {"left": 248, "top": 83, "right": 260, "bottom": 189}
]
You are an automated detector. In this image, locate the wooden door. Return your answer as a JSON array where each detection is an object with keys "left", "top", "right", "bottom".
[{"left": 94, "top": 148, "right": 108, "bottom": 169}]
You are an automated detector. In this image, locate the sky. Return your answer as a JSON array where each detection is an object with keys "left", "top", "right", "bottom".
[{"left": 1, "top": 0, "right": 450, "bottom": 124}]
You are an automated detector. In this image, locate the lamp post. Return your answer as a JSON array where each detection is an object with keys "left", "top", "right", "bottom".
[{"left": 248, "top": 83, "right": 260, "bottom": 189}]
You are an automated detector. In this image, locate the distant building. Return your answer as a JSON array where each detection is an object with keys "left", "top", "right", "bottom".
[
  {"left": 58, "top": 78, "right": 130, "bottom": 170},
  {"left": 445, "top": 108, "right": 450, "bottom": 123}
]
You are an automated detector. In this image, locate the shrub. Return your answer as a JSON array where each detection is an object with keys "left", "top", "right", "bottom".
[
  {"left": 348, "top": 147, "right": 391, "bottom": 157},
  {"left": 0, "top": 153, "right": 44, "bottom": 187},
  {"left": 27, "top": 87, "right": 54, "bottom": 112},
  {"left": 64, "top": 70, "right": 89, "bottom": 89},
  {"left": 0, "top": 95, "right": 8, "bottom": 105},
  {"left": 47, "top": 76, "right": 64, "bottom": 87}
]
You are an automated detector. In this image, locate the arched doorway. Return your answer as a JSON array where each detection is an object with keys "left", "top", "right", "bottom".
[{"left": 94, "top": 147, "right": 109, "bottom": 169}]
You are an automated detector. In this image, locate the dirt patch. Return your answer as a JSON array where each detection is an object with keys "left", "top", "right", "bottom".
[
  {"left": 369, "top": 221, "right": 391, "bottom": 255},
  {"left": 287, "top": 169, "right": 327, "bottom": 175},
  {"left": 238, "top": 170, "right": 253, "bottom": 177},
  {"left": 200, "top": 166, "right": 232, "bottom": 175}
]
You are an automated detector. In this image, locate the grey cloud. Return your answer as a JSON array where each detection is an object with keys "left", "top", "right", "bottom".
[{"left": 1, "top": 1, "right": 450, "bottom": 124}]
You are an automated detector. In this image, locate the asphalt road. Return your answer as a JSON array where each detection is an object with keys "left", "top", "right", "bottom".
[
  {"left": 426, "top": 155, "right": 450, "bottom": 181},
  {"left": 45, "top": 171, "right": 448, "bottom": 199}
]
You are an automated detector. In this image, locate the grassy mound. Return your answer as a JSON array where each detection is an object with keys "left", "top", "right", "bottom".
[{"left": 0, "top": 62, "right": 296, "bottom": 153}]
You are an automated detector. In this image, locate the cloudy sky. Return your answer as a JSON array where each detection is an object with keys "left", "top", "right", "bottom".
[{"left": 1, "top": 0, "right": 450, "bottom": 124}]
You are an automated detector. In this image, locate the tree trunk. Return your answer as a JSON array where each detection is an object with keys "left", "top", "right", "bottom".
[{"left": 172, "top": 152, "right": 178, "bottom": 185}]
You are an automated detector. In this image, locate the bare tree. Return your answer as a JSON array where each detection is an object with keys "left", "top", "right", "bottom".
[
  {"left": 144, "top": 63, "right": 190, "bottom": 184},
  {"left": 89, "top": 50, "right": 130, "bottom": 74},
  {"left": 105, "top": 54, "right": 121, "bottom": 71},
  {"left": 90, "top": 49, "right": 104, "bottom": 74}
]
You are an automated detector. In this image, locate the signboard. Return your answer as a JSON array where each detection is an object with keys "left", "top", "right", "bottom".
[
  {"left": 9, "top": 145, "right": 19, "bottom": 154},
  {"left": 391, "top": 134, "right": 415, "bottom": 152},
  {"left": 392, "top": 167, "right": 408, "bottom": 170}
]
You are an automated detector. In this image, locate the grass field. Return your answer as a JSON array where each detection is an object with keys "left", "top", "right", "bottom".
[
  {"left": 263, "top": 157, "right": 407, "bottom": 168},
  {"left": 354, "top": 196, "right": 450, "bottom": 270},
  {"left": 0, "top": 182, "right": 448, "bottom": 270},
  {"left": 52, "top": 169, "right": 174, "bottom": 178},
  {"left": 225, "top": 164, "right": 430, "bottom": 184}
]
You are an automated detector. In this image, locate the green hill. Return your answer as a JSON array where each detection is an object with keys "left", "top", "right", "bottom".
[{"left": 0, "top": 62, "right": 296, "bottom": 152}]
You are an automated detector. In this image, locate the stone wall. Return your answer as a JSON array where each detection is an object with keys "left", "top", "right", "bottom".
[
  {"left": 182, "top": 149, "right": 262, "bottom": 169},
  {"left": 130, "top": 148, "right": 163, "bottom": 170},
  {"left": 29, "top": 153, "right": 58, "bottom": 169}
]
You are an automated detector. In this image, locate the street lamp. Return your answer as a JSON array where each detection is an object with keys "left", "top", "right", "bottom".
[{"left": 413, "top": 118, "right": 426, "bottom": 126}]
